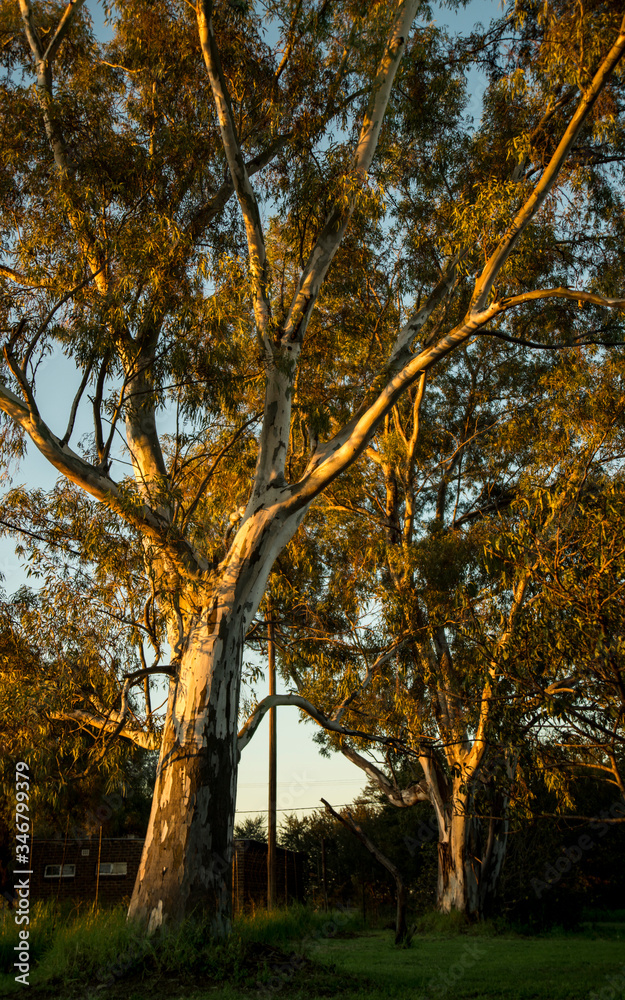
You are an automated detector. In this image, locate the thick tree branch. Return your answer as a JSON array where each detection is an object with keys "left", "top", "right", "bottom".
[
  {"left": 186, "top": 134, "right": 291, "bottom": 243},
  {"left": 43, "top": 0, "right": 86, "bottom": 65},
  {"left": 281, "top": 0, "right": 419, "bottom": 348},
  {"left": 236, "top": 692, "right": 418, "bottom": 756},
  {"left": 0, "top": 381, "right": 207, "bottom": 578},
  {"left": 49, "top": 707, "right": 160, "bottom": 750},
  {"left": 287, "top": 316, "right": 477, "bottom": 509},
  {"left": 50, "top": 666, "right": 174, "bottom": 750},
  {"left": 482, "top": 286, "right": 625, "bottom": 322},
  {"left": 19, "top": 0, "right": 107, "bottom": 290},
  {"left": 471, "top": 15, "right": 625, "bottom": 312},
  {"left": 339, "top": 743, "right": 428, "bottom": 807},
  {"left": 247, "top": 2, "right": 419, "bottom": 499},
  {"left": 388, "top": 256, "right": 461, "bottom": 367},
  {"left": 197, "top": 0, "right": 272, "bottom": 342},
  {"left": 0, "top": 264, "right": 46, "bottom": 287},
  {"left": 284, "top": 284, "right": 625, "bottom": 513}
]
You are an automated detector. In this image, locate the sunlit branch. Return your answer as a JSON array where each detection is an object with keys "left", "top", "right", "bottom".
[
  {"left": 197, "top": 0, "right": 273, "bottom": 342},
  {"left": 281, "top": 0, "right": 419, "bottom": 348},
  {"left": 186, "top": 133, "right": 291, "bottom": 243},
  {"left": 274, "top": 0, "right": 305, "bottom": 81},
  {"left": 0, "top": 378, "right": 207, "bottom": 579},
  {"left": 236, "top": 692, "right": 419, "bottom": 756},
  {"left": 0, "top": 264, "right": 47, "bottom": 287},
  {"left": 49, "top": 707, "right": 160, "bottom": 750},
  {"left": 471, "top": 14, "right": 625, "bottom": 312},
  {"left": 339, "top": 743, "right": 428, "bottom": 807}
]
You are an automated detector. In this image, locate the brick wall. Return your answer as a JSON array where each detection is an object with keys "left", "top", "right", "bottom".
[
  {"left": 31, "top": 838, "right": 144, "bottom": 906},
  {"left": 31, "top": 837, "right": 306, "bottom": 911}
]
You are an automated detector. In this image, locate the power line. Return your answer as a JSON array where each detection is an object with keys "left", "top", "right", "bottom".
[
  {"left": 237, "top": 778, "right": 366, "bottom": 788},
  {"left": 235, "top": 801, "right": 375, "bottom": 815}
]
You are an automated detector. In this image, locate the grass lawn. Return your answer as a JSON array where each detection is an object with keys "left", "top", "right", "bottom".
[
  {"left": 1, "top": 906, "right": 624, "bottom": 1000},
  {"left": 307, "top": 930, "right": 625, "bottom": 1000}
]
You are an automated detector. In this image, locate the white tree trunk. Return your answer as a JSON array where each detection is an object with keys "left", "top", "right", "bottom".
[
  {"left": 127, "top": 504, "right": 304, "bottom": 932},
  {"left": 127, "top": 610, "right": 242, "bottom": 934},
  {"left": 435, "top": 779, "right": 508, "bottom": 919}
]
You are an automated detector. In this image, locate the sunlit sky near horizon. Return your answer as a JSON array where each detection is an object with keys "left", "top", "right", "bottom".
[{"left": 1, "top": 0, "right": 496, "bottom": 829}]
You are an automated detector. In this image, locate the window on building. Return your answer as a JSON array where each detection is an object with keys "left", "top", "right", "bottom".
[
  {"left": 43, "top": 864, "right": 76, "bottom": 878},
  {"left": 98, "top": 862, "right": 127, "bottom": 876}
]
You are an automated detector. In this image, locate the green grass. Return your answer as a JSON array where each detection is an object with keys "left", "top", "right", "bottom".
[
  {"left": 0, "top": 901, "right": 148, "bottom": 994},
  {"left": 308, "top": 929, "right": 625, "bottom": 999},
  {"left": 0, "top": 902, "right": 362, "bottom": 997},
  {"left": 0, "top": 904, "right": 624, "bottom": 999}
]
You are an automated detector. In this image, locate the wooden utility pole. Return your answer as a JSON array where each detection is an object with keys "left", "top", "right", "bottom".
[
  {"left": 95, "top": 825, "right": 103, "bottom": 910},
  {"left": 267, "top": 601, "right": 277, "bottom": 909},
  {"left": 321, "top": 836, "right": 328, "bottom": 911}
]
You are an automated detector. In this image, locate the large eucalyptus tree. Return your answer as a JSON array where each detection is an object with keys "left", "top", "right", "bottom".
[{"left": 2, "top": 0, "right": 625, "bottom": 933}]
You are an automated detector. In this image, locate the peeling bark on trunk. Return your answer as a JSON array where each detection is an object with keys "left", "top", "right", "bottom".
[
  {"left": 435, "top": 782, "right": 509, "bottom": 920},
  {"left": 127, "top": 505, "right": 305, "bottom": 932},
  {"left": 437, "top": 804, "right": 476, "bottom": 916},
  {"left": 127, "top": 611, "right": 242, "bottom": 934}
]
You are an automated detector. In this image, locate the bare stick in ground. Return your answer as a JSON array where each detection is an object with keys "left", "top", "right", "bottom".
[{"left": 321, "top": 798, "right": 412, "bottom": 945}]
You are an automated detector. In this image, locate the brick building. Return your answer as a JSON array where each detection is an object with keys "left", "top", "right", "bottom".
[
  {"left": 31, "top": 837, "right": 143, "bottom": 906},
  {"left": 31, "top": 837, "right": 306, "bottom": 910}
]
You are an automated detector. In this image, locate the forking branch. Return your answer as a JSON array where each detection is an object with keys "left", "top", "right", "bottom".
[
  {"left": 471, "top": 11, "right": 625, "bottom": 314},
  {"left": 277, "top": 15, "right": 625, "bottom": 510},
  {"left": 48, "top": 666, "right": 174, "bottom": 752},
  {"left": 236, "top": 691, "right": 419, "bottom": 756}
]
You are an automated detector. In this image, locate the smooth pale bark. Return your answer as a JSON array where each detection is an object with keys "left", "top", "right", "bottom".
[
  {"left": 343, "top": 744, "right": 509, "bottom": 919},
  {"left": 127, "top": 613, "right": 242, "bottom": 934},
  {"left": 436, "top": 781, "right": 509, "bottom": 919},
  {"left": 127, "top": 502, "right": 306, "bottom": 931}
]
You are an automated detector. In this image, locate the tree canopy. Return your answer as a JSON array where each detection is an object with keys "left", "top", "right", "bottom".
[{"left": 1, "top": 0, "right": 625, "bottom": 931}]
